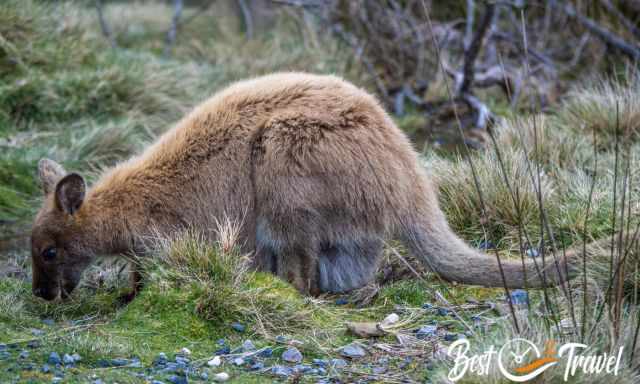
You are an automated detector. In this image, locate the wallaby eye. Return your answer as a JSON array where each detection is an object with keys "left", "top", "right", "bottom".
[{"left": 42, "top": 247, "right": 57, "bottom": 261}]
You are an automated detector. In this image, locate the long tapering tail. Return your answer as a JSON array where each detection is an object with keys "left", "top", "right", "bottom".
[{"left": 400, "top": 211, "right": 572, "bottom": 289}]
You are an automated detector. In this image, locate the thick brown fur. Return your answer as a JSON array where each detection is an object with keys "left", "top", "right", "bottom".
[{"left": 31, "top": 72, "right": 570, "bottom": 300}]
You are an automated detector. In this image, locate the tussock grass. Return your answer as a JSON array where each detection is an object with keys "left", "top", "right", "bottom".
[{"left": 558, "top": 73, "right": 640, "bottom": 148}]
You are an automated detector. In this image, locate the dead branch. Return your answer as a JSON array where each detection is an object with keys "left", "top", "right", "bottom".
[
  {"left": 163, "top": 0, "right": 184, "bottom": 58},
  {"left": 459, "top": 1, "right": 496, "bottom": 95},
  {"left": 599, "top": 0, "right": 640, "bottom": 40},
  {"left": 95, "top": 0, "right": 116, "bottom": 49},
  {"left": 562, "top": 2, "right": 640, "bottom": 61},
  {"left": 238, "top": 0, "right": 254, "bottom": 40}
]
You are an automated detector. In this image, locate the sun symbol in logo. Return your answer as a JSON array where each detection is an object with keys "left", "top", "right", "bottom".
[{"left": 498, "top": 339, "right": 559, "bottom": 382}]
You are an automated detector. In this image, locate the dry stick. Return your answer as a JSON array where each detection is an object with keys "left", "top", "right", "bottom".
[
  {"left": 531, "top": 112, "right": 575, "bottom": 336},
  {"left": 515, "top": 10, "right": 562, "bottom": 331},
  {"left": 420, "top": 0, "right": 520, "bottom": 334},
  {"left": 599, "top": 0, "right": 640, "bottom": 40},
  {"left": 163, "top": 0, "right": 184, "bottom": 58},
  {"left": 609, "top": 104, "right": 620, "bottom": 306},
  {"left": 562, "top": 2, "right": 640, "bottom": 61},
  {"left": 459, "top": 2, "right": 495, "bottom": 95},
  {"left": 238, "top": 0, "right": 254, "bottom": 40},
  {"left": 614, "top": 141, "right": 631, "bottom": 340},
  {"left": 95, "top": 0, "right": 116, "bottom": 49},
  {"left": 581, "top": 128, "right": 598, "bottom": 343}
]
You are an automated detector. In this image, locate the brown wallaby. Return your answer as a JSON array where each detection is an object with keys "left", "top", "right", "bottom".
[{"left": 30, "top": 72, "right": 570, "bottom": 301}]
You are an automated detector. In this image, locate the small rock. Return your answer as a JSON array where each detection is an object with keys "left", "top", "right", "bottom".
[
  {"left": 250, "top": 361, "right": 264, "bottom": 370},
  {"left": 340, "top": 343, "right": 366, "bottom": 358},
  {"left": 478, "top": 240, "right": 495, "bottom": 250},
  {"left": 200, "top": 372, "right": 209, "bottom": 380},
  {"left": 19, "top": 350, "right": 29, "bottom": 359},
  {"left": 175, "top": 355, "right": 189, "bottom": 365},
  {"left": 180, "top": 347, "right": 191, "bottom": 356},
  {"left": 63, "top": 354, "right": 75, "bottom": 365},
  {"left": 330, "top": 358, "right": 347, "bottom": 368},
  {"left": 271, "top": 365, "right": 293, "bottom": 377},
  {"left": 151, "top": 381, "right": 165, "bottom": 384},
  {"left": 217, "top": 338, "right": 226, "bottom": 345},
  {"left": 31, "top": 329, "right": 44, "bottom": 336},
  {"left": 372, "top": 365, "right": 387, "bottom": 374},
  {"left": 232, "top": 357, "right": 244, "bottom": 366},
  {"left": 416, "top": 325, "right": 438, "bottom": 339},
  {"left": 399, "top": 356, "right": 413, "bottom": 369},
  {"left": 444, "top": 333, "right": 458, "bottom": 342},
  {"left": 207, "top": 356, "right": 222, "bottom": 367},
  {"left": 312, "top": 359, "right": 327, "bottom": 367},
  {"left": 48, "top": 352, "right": 61, "bottom": 365},
  {"left": 92, "top": 380, "right": 104, "bottom": 384},
  {"left": 242, "top": 340, "right": 256, "bottom": 352},
  {"left": 526, "top": 248, "right": 539, "bottom": 258},
  {"left": 27, "top": 340, "right": 40, "bottom": 349},
  {"left": 42, "top": 319, "right": 55, "bottom": 326},
  {"left": 257, "top": 347, "right": 273, "bottom": 358},
  {"left": 213, "top": 372, "right": 230, "bottom": 382},
  {"left": 510, "top": 289, "right": 528, "bottom": 305},
  {"left": 346, "top": 322, "right": 384, "bottom": 338},
  {"left": 275, "top": 335, "right": 287, "bottom": 343},
  {"left": 421, "top": 303, "right": 433, "bottom": 309},
  {"left": 215, "top": 346, "right": 230, "bottom": 355},
  {"left": 71, "top": 353, "right": 81, "bottom": 362},
  {"left": 281, "top": 347, "right": 303, "bottom": 363},
  {"left": 110, "top": 358, "right": 129, "bottom": 367},
  {"left": 167, "top": 375, "right": 187, "bottom": 384},
  {"left": 231, "top": 322, "right": 245, "bottom": 333},
  {"left": 437, "top": 307, "right": 450, "bottom": 316},
  {"left": 381, "top": 313, "right": 400, "bottom": 327},
  {"left": 335, "top": 298, "right": 348, "bottom": 305}
]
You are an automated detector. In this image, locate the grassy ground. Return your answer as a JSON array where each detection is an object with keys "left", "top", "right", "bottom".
[{"left": 1, "top": 1, "right": 640, "bottom": 383}]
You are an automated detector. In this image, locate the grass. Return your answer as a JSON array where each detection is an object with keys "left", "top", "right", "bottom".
[{"left": 1, "top": 0, "right": 640, "bottom": 383}]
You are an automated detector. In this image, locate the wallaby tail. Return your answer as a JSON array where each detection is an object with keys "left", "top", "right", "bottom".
[{"left": 399, "top": 212, "right": 573, "bottom": 289}]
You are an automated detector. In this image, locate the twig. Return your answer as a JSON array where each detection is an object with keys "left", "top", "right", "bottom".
[
  {"left": 163, "top": 0, "right": 184, "bottom": 58},
  {"left": 459, "top": 1, "right": 496, "bottom": 95},
  {"left": 562, "top": 2, "right": 640, "bottom": 61},
  {"left": 238, "top": 0, "right": 254, "bottom": 40},
  {"left": 95, "top": 0, "right": 116, "bottom": 49},
  {"left": 599, "top": 0, "right": 640, "bottom": 40}
]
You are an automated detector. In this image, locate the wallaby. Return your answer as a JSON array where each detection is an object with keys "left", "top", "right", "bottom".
[{"left": 30, "top": 72, "right": 570, "bottom": 301}]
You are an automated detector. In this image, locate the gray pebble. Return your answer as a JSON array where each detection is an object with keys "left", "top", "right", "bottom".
[
  {"left": 340, "top": 343, "right": 366, "bottom": 358},
  {"left": 281, "top": 346, "right": 303, "bottom": 363}
]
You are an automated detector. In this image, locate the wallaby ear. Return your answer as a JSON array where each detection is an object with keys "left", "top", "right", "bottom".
[
  {"left": 38, "top": 158, "right": 66, "bottom": 195},
  {"left": 55, "top": 173, "right": 86, "bottom": 215}
]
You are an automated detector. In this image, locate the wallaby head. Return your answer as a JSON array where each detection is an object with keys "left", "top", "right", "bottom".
[{"left": 31, "top": 158, "right": 94, "bottom": 301}]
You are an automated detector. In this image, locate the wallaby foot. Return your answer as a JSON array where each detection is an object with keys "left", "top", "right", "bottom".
[{"left": 118, "top": 265, "right": 143, "bottom": 304}]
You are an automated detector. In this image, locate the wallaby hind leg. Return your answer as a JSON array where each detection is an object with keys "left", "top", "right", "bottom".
[
  {"left": 275, "top": 243, "right": 320, "bottom": 295},
  {"left": 255, "top": 218, "right": 321, "bottom": 295},
  {"left": 318, "top": 236, "right": 383, "bottom": 293}
]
